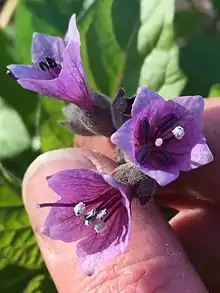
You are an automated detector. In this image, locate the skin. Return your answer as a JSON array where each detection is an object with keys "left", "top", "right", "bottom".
[{"left": 22, "top": 98, "right": 220, "bottom": 293}]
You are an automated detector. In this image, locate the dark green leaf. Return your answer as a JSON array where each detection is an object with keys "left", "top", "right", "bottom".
[
  {"left": 180, "top": 34, "right": 220, "bottom": 96},
  {"left": 16, "top": 0, "right": 85, "bottom": 63},
  {"left": 25, "top": 274, "right": 57, "bottom": 293},
  {"left": 212, "top": 0, "right": 220, "bottom": 11},
  {"left": 40, "top": 98, "right": 72, "bottom": 151},
  {"left": 0, "top": 30, "right": 38, "bottom": 135},
  {"left": 0, "top": 186, "right": 42, "bottom": 269}
]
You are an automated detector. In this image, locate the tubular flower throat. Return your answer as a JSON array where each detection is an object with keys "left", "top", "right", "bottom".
[
  {"left": 111, "top": 87, "right": 214, "bottom": 186},
  {"left": 37, "top": 168, "right": 131, "bottom": 276}
]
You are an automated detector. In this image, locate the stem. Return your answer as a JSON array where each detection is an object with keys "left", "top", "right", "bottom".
[
  {"left": 0, "top": 0, "right": 18, "bottom": 29},
  {"left": 0, "top": 163, "right": 22, "bottom": 193}
]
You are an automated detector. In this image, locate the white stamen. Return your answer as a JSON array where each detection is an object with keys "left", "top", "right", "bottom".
[
  {"left": 94, "top": 222, "right": 107, "bottom": 233},
  {"left": 84, "top": 209, "right": 96, "bottom": 226},
  {"left": 96, "top": 208, "right": 108, "bottom": 220},
  {"left": 155, "top": 137, "right": 163, "bottom": 147},
  {"left": 73, "top": 202, "right": 86, "bottom": 216},
  {"left": 85, "top": 219, "right": 94, "bottom": 226},
  {"left": 172, "top": 126, "right": 185, "bottom": 140},
  {"left": 85, "top": 209, "right": 96, "bottom": 218}
]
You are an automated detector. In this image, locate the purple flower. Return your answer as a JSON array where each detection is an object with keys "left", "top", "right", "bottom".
[
  {"left": 37, "top": 168, "right": 131, "bottom": 275},
  {"left": 111, "top": 87, "right": 213, "bottom": 186},
  {"left": 7, "top": 15, "right": 94, "bottom": 111}
]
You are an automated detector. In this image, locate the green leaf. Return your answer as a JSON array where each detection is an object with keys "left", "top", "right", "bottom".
[
  {"left": 212, "top": 0, "right": 220, "bottom": 11},
  {"left": 0, "top": 173, "right": 56, "bottom": 292},
  {"left": 0, "top": 99, "right": 30, "bottom": 160},
  {"left": 137, "top": 0, "right": 186, "bottom": 98},
  {"left": 79, "top": 0, "right": 185, "bottom": 98},
  {"left": 0, "top": 185, "right": 42, "bottom": 269},
  {"left": 16, "top": 0, "right": 85, "bottom": 63},
  {"left": 0, "top": 265, "right": 35, "bottom": 293},
  {"left": 0, "top": 30, "right": 38, "bottom": 135},
  {"left": 209, "top": 83, "right": 220, "bottom": 97},
  {"left": 180, "top": 34, "right": 220, "bottom": 96},
  {"left": 40, "top": 98, "right": 73, "bottom": 152},
  {"left": 25, "top": 275, "right": 57, "bottom": 293},
  {"left": 174, "top": 10, "right": 206, "bottom": 42}
]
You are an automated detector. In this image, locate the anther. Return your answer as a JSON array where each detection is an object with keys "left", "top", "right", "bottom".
[
  {"left": 96, "top": 208, "right": 108, "bottom": 220},
  {"left": 94, "top": 222, "right": 106, "bottom": 233},
  {"left": 73, "top": 202, "right": 86, "bottom": 216},
  {"left": 155, "top": 137, "right": 163, "bottom": 147},
  {"left": 172, "top": 126, "right": 185, "bottom": 140},
  {"left": 85, "top": 219, "right": 94, "bottom": 226},
  {"left": 39, "top": 61, "right": 50, "bottom": 71},
  {"left": 46, "top": 57, "right": 57, "bottom": 69},
  {"left": 156, "top": 113, "right": 178, "bottom": 134},
  {"left": 84, "top": 209, "right": 97, "bottom": 221}
]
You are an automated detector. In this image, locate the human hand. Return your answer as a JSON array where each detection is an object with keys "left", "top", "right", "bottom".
[{"left": 22, "top": 98, "right": 220, "bottom": 293}]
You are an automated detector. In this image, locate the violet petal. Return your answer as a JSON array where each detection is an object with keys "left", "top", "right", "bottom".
[
  {"left": 111, "top": 119, "right": 135, "bottom": 161},
  {"left": 18, "top": 78, "right": 68, "bottom": 100},
  {"left": 173, "top": 95, "right": 204, "bottom": 118},
  {"left": 32, "top": 33, "right": 65, "bottom": 64},
  {"left": 187, "top": 137, "right": 213, "bottom": 170},
  {"left": 47, "top": 168, "right": 112, "bottom": 202},
  {"left": 76, "top": 176, "right": 131, "bottom": 275},
  {"left": 59, "top": 41, "right": 94, "bottom": 110},
  {"left": 65, "top": 14, "right": 80, "bottom": 45},
  {"left": 7, "top": 64, "right": 50, "bottom": 80},
  {"left": 140, "top": 165, "right": 179, "bottom": 186},
  {"left": 131, "top": 87, "right": 164, "bottom": 117},
  {"left": 43, "top": 200, "right": 89, "bottom": 242},
  {"left": 135, "top": 147, "right": 148, "bottom": 165},
  {"left": 77, "top": 210, "right": 129, "bottom": 276},
  {"left": 18, "top": 42, "right": 93, "bottom": 107}
]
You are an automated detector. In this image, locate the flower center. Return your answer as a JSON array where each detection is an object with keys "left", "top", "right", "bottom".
[
  {"left": 39, "top": 56, "right": 62, "bottom": 78},
  {"left": 136, "top": 113, "right": 186, "bottom": 166},
  {"left": 36, "top": 193, "right": 122, "bottom": 234}
]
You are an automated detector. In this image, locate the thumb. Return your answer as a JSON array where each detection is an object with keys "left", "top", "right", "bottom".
[{"left": 22, "top": 148, "right": 208, "bottom": 293}]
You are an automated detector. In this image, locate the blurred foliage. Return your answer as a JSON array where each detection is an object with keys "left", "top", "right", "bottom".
[{"left": 0, "top": 0, "right": 220, "bottom": 292}]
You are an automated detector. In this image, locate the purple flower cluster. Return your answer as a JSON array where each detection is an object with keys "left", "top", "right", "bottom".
[
  {"left": 111, "top": 87, "right": 213, "bottom": 186},
  {"left": 8, "top": 14, "right": 213, "bottom": 275}
]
